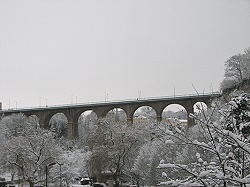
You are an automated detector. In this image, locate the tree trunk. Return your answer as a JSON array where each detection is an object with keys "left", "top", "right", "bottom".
[
  {"left": 29, "top": 181, "right": 34, "bottom": 187},
  {"left": 11, "top": 173, "right": 15, "bottom": 184}
]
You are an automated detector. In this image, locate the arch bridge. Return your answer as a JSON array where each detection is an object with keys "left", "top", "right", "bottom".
[{"left": 0, "top": 93, "right": 220, "bottom": 139}]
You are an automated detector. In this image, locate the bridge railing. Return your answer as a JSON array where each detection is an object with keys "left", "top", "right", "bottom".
[{"left": 0, "top": 92, "right": 221, "bottom": 112}]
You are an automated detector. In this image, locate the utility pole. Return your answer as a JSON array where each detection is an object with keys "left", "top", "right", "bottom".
[{"left": 58, "top": 163, "right": 63, "bottom": 187}]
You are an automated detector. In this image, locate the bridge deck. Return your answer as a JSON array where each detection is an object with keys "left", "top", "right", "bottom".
[{"left": 0, "top": 92, "right": 220, "bottom": 114}]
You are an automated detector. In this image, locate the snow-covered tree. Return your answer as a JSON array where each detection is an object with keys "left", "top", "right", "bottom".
[
  {"left": 0, "top": 114, "right": 62, "bottom": 187},
  {"left": 132, "top": 119, "right": 210, "bottom": 187},
  {"left": 221, "top": 46, "right": 250, "bottom": 90},
  {"left": 158, "top": 92, "right": 250, "bottom": 186},
  {"left": 1, "top": 113, "right": 29, "bottom": 138},
  {"left": 50, "top": 148, "right": 91, "bottom": 187},
  {"left": 132, "top": 140, "right": 168, "bottom": 186},
  {"left": 87, "top": 119, "right": 151, "bottom": 186}
]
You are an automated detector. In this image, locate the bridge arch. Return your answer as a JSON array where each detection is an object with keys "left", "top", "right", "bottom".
[
  {"left": 163, "top": 104, "right": 186, "bottom": 113},
  {"left": 78, "top": 110, "right": 98, "bottom": 141},
  {"left": 106, "top": 107, "right": 127, "bottom": 122},
  {"left": 162, "top": 104, "right": 187, "bottom": 116},
  {"left": 49, "top": 113, "right": 68, "bottom": 138},
  {"left": 78, "top": 110, "right": 98, "bottom": 127},
  {"left": 74, "top": 109, "right": 95, "bottom": 123},
  {"left": 43, "top": 111, "right": 69, "bottom": 129},
  {"left": 91, "top": 106, "right": 128, "bottom": 119},
  {"left": 162, "top": 104, "right": 187, "bottom": 127},
  {"left": 133, "top": 105, "right": 157, "bottom": 124},
  {"left": 193, "top": 102, "right": 208, "bottom": 117}
]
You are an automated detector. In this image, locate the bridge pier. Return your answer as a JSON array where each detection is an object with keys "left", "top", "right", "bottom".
[
  {"left": 127, "top": 118, "right": 133, "bottom": 125},
  {"left": 184, "top": 103, "right": 195, "bottom": 127},
  {"left": 157, "top": 116, "right": 162, "bottom": 122},
  {"left": 67, "top": 121, "right": 78, "bottom": 140},
  {"left": 64, "top": 109, "right": 79, "bottom": 140},
  {"left": 36, "top": 113, "right": 48, "bottom": 129}
]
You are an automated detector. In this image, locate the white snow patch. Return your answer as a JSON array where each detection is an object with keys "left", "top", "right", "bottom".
[{"left": 165, "top": 140, "right": 174, "bottom": 144}]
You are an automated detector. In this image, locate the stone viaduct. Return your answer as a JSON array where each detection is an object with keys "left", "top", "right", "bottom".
[{"left": 0, "top": 93, "right": 220, "bottom": 139}]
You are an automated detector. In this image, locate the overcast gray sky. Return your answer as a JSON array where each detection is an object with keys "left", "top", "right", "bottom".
[{"left": 1, "top": 0, "right": 250, "bottom": 109}]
